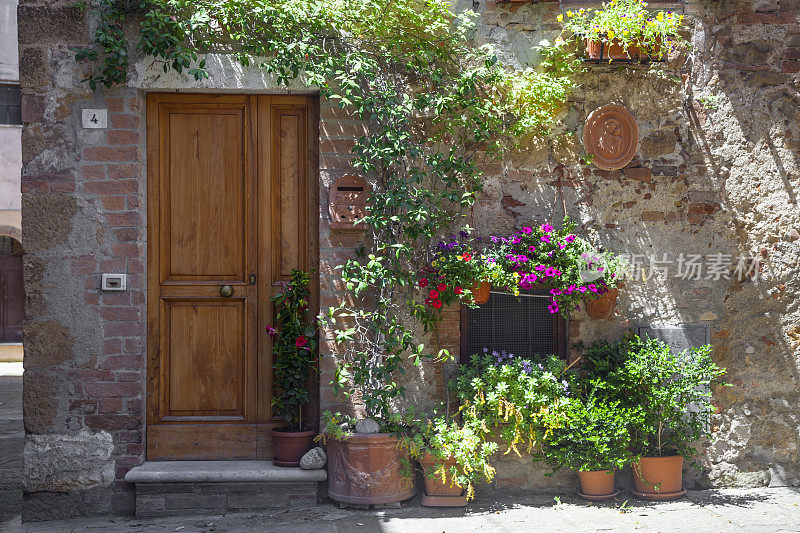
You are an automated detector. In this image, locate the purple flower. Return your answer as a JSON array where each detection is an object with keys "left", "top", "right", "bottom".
[
  {"left": 522, "top": 360, "right": 532, "bottom": 374},
  {"left": 490, "top": 236, "right": 500, "bottom": 243}
]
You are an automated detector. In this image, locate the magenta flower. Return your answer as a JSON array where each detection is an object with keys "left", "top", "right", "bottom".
[
  {"left": 521, "top": 227, "right": 532, "bottom": 234},
  {"left": 545, "top": 267, "right": 556, "bottom": 277},
  {"left": 558, "top": 243, "right": 567, "bottom": 249},
  {"left": 588, "top": 284, "right": 598, "bottom": 292},
  {"left": 511, "top": 236, "right": 522, "bottom": 244},
  {"left": 541, "top": 236, "right": 550, "bottom": 243},
  {"left": 528, "top": 245, "right": 536, "bottom": 252},
  {"left": 541, "top": 224, "right": 554, "bottom": 233},
  {"left": 565, "top": 235, "right": 576, "bottom": 243}
]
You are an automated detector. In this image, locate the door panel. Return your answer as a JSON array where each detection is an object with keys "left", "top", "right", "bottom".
[
  {"left": 147, "top": 93, "right": 318, "bottom": 460},
  {"left": 0, "top": 257, "right": 23, "bottom": 343}
]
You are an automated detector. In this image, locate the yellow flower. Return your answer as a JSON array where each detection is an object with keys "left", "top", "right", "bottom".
[
  {"left": 579, "top": 8, "right": 585, "bottom": 13},
  {"left": 623, "top": 30, "right": 629, "bottom": 36},
  {"left": 566, "top": 10, "right": 573, "bottom": 17},
  {"left": 656, "top": 12, "right": 664, "bottom": 22},
  {"left": 557, "top": 14, "right": 563, "bottom": 22},
  {"left": 607, "top": 30, "right": 615, "bottom": 39}
]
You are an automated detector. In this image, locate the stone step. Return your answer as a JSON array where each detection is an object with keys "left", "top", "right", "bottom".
[
  {"left": 125, "top": 461, "right": 327, "bottom": 518},
  {"left": 0, "top": 416, "right": 23, "bottom": 434}
]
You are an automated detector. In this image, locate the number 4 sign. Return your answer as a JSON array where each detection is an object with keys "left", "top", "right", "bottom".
[{"left": 81, "top": 108, "right": 108, "bottom": 129}]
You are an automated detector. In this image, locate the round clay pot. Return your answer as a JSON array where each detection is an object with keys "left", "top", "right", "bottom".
[
  {"left": 419, "top": 453, "right": 463, "bottom": 497},
  {"left": 327, "top": 433, "right": 415, "bottom": 505},
  {"left": 584, "top": 288, "right": 618, "bottom": 320},
  {"left": 271, "top": 428, "right": 315, "bottom": 467},
  {"left": 585, "top": 38, "right": 642, "bottom": 60},
  {"left": 633, "top": 456, "right": 685, "bottom": 499},
  {"left": 578, "top": 469, "right": 616, "bottom": 498},
  {"left": 470, "top": 281, "right": 491, "bottom": 305}
]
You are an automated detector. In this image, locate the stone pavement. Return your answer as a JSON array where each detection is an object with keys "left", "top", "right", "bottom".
[
  {"left": 0, "top": 368, "right": 23, "bottom": 526},
  {"left": 3, "top": 487, "right": 800, "bottom": 532}
]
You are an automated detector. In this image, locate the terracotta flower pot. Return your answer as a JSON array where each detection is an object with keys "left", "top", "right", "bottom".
[
  {"left": 585, "top": 38, "right": 643, "bottom": 61},
  {"left": 577, "top": 469, "right": 618, "bottom": 501},
  {"left": 419, "top": 453, "right": 463, "bottom": 496},
  {"left": 470, "top": 281, "right": 491, "bottom": 305},
  {"left": 584, "top": 288, "right": 618, "bottom": 320},
  {"left": 271, "top": 428, "right": 315, "bottom": 467},
  {"left": 327, "top": 433, "right": 415, "bottom": 505},
  {"left": 632, "top": 456, "right": 686, "bottom": 500}
]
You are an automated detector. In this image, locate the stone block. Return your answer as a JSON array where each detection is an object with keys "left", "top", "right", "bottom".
[
  {"left": 19, "top": 47, "right": 49, "bottom": 88},
  {"left": 22, "top": 486, "right": 112, "bottom": 522},
  {"left": 21, "top": 193, "right": 78, "bottom": 253},
  {"left": 23, "top": 431, "right": 115, "bottom": 492},
  {"left": 23, "top": 321, "right": 74, "bottom": 368},
  {"left": 17, "top": 4, "right": 88, "bottom": 45},
  {"left": 22, "top": 372, "right": 57, "bottom": 434}
]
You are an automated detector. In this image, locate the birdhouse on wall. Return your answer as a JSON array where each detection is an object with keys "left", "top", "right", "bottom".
[{"left": 328, "top": 174, "right": 370, "bottom": 231}]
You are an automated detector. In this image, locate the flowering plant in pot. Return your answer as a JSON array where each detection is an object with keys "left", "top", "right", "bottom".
[
  {"left": 400, "top": 411, "right": 498, "bottom": 505},
  {"left": 486, "top": 218, "right": 626, "bottom": 317},
  {"left": 581, "top": 335, "right": 726, "bottom": 500},
  {"left": 575, "top": 242, "right": 628, "bottom": 319},
  {"left": 557, "top": 0, "right": 687, "bottom": 62},
  {"left": 267, "top": 269, "right": 318, "bottom": 467},
  {"left": 535, "top": 395, "right": 633, "bottom": 500},
  {"left": 451, "top": 349, "right": 570, "bottom": 457}
]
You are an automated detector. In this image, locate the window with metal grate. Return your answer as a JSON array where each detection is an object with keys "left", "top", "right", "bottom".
[
  {"left": 0, "top": 84, "right": 22, "bottom": 125},
  {"left": 460, "top": 289, "right": 566, "bottom": 363}
]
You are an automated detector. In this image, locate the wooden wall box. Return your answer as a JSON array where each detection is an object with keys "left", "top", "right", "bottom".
[{"left": 328, "top": 174, "right": 370, "bottom": 230}]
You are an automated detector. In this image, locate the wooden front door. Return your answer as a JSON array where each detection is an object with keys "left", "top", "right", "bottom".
[{"left": 146, "top": 93, "right": 318, "bottom": 460}]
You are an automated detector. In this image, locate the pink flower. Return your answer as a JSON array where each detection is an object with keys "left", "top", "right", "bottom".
[
  {"left": 521, "top": 227, "right": 532, "bottom": 234},
  {"left": 541, "top": 236, "right": 550, "bottom": 243},
  {"left": 588, "top": 284, "right": 598, "bottom": 292},
  {"left": 528, "top": 245, "right": 536, "bottom": 252},
  {"left": 545, "top": 267, "right": 556, "bottom": 277},
  {"left": 295, "top": 336, "right": 308, "bottom": 348},
  {"left": 265, "top": 324, "right": 277, "bottom": 337},
  {"left": 541, "top": 224, "right": 554, "bottom": 233},
  {"left": 565, "top": 235, "right": 576, "bottom": 243},
  {"left": 558, "top": 243, "right": 567, "bottom": 249},
  {"left": 578, "top": 286, "right": 587, "bottom": 293},
  {"left": 511, "top": 236, "right": 522, "bottom": 244}
]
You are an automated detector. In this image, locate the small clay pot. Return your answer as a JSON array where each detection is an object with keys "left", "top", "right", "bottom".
[
  {"left": 327, "top": 433, "right": 415, "bottom": 505},
  {"left": 419, "top": 453, "right": 463, "bottom": 497},
  {"left": 584, "top": 288, "right": 618, "bottom": 320},
  {"left": 577, "top": 469, "right": 617, "bottom": 500},
  {"left": 632, "top": 456, "right": 686, "bottom": 500},
  {"left": 470, "top": 281, "right": 491, "bottom": 305},
  {"left": 271, "top": 428, "right": 315, "bottom": 467}
]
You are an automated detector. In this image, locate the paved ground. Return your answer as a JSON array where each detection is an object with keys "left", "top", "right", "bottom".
[
  {"left": 2, "top": 487, "right": 800, "bottom": 532},
  {"left": 0, "top": 362, "right": 23, "bottom": 527}
]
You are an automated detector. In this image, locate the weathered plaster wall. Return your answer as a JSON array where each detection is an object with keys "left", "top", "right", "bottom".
[{"left": 17, "top": 0, "right": 800, "bottom": 521}]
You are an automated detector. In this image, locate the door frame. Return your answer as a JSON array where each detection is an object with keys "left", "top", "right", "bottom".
[{"left": 145, "top": 92, "right": 320, "bottom": 460}]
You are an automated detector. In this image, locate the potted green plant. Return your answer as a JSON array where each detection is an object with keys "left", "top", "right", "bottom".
[
  {"left": 557, "top": 0, "right": 688, "bottom": 62},
  {"left": 401, "top": 412, "right": 498, "bottom": 506},
  {"left": 581, "top": 335, "right": 726, "bottom": 500},
  {"left": 536, "top": 396, "right": 632, "bottom": 500},
  {"left": 268, "top": 269, "right": 318, "bottom": 467}
]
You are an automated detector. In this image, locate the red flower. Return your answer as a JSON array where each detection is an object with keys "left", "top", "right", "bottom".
[
  {"left": 429, "top": 289, "right": 439, "bottom": 299},
  {"left": 454, "top": 286, "right": 463, "bottom": 295},
  {"left": 431, "top": 299, "right": 443, "bottom": 309},
  {"left": 425, "top": 297, "right": 432, "bottom": 305},
  {"left": 419, "top": 278, "right": 429, "bottom": 288},
  {"left": 437, "top": 283, "right": 447, "bottom": 292},
  {"left": 295, "top": 336, "right": 307, "bottom": 348},
  {"left": 462, "top": 253, "right": 472, "bottom": 262}
]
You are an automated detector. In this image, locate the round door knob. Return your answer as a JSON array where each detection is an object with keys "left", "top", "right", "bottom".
[{"left": 219, "top": 285, "right": 234, "bottom": 298}]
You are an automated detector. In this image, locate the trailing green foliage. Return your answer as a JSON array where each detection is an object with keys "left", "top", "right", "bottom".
[{"left": 268, "top": 269, "right": 317, "bottom": 431}]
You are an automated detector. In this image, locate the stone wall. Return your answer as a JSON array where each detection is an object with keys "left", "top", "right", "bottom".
[{"left": 17, "top": 0, "right": 800, "bottom": 521}]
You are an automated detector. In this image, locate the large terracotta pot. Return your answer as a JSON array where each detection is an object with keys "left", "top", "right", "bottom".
[
  {"left": 271, "top": 428, "right": 315, "bottom": 467},
  {"left": 584, "top": 288, "right": 618, "bottom": 320},
  {"left": 632, "top": 456, "right": 686, "bottom": 500},
  {"left": 327, "top": 433, "right": 415, "bottom": 505},
  {"left": 577, "top": 469, "right": 617, "bottom": 501},
  {"left": 419, "top": 453, "right": 463, "bottom": 497},
  {"left": 470, "top": 281, "right": 491, "bottom": 305}
]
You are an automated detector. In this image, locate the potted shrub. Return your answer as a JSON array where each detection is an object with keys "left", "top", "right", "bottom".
[
  {"left": 582, "top": 335, "right": 726, "bottom": 500},
  {"left": 576, "top": 243, "right": 628, "bottom": 320},
  {"left": 402, "top": 413, "right": 498, "bottom": 506},
  {"left": 557, "top": 0, "right": 687, "bottom": 62},
  {"left": 268, "top": 269, "right": 318, "bottom": 467},
  {"left": 536, "top": 396, "right": 632, "bottom": 501}
]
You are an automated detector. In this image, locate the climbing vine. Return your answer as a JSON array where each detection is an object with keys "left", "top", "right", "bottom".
[{"left": 75, "top": 0, "right": 579, "bottom": 423}]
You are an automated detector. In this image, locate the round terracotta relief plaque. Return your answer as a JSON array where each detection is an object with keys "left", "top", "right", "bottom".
[{"left": 582, "top": 104, "right": 639, "bottom": 170}]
